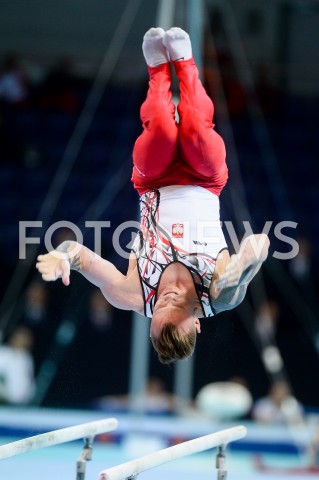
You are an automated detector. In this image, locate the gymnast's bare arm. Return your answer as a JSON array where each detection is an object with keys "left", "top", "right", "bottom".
[
  {"left": 210, "top": 233, "right": 270, "bottom": 313},
  {"left": 36, "top": 241, "right": 143, "bottom": 312}
]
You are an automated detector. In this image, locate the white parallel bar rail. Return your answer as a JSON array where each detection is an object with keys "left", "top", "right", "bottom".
[
  {"left": 99, "top": 425, "right": 247, "bottom": 480},
  {"left": 0, "top": 417, "right": 118, "bottom": 460}
]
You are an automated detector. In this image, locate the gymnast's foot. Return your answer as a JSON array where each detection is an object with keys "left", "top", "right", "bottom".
[
  {"left": 163, "top": 27, "right": 192, "bottom": 62},
  {"left": 142, "top": 27, "right": 170, "bottom": 67}
]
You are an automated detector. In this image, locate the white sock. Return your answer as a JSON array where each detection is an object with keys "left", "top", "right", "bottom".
[
  {"left": 142, "top": 27, "right": 169, "bottom": 67},
  {"left": 163, "top": 27, "right": 192, "bottom": 62}
]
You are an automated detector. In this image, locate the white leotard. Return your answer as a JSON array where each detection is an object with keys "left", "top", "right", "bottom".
[{"left": 132, "top": 186, "right": 228, "bottom": 318}]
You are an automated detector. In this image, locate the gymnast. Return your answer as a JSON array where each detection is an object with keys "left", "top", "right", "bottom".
[{"left": 36, "top": 28, "right": 269, "bottom": 363}]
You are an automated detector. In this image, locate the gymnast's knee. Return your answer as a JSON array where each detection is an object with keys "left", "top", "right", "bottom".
[
  {"left": 143, "top": 115, "right": 177, "bottom": 145},
  {"left": 141, "top": 99, "right": 176, "bottom": 127}
]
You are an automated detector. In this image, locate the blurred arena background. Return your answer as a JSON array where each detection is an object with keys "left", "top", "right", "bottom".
[{"left": 0, "top": 0, "right": 319, "bottom": 477}]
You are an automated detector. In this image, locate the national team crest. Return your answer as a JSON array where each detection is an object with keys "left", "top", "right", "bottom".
[{"left": 172, "top": 223, "right": 184, "bottom": 238}]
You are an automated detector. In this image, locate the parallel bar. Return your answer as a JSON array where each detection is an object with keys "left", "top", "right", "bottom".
[
  {"left": 0, "top": 418, "right": 118, "bottom": 460},
  {"left": 99, "top": 425, "right": 247, "bottom": 480}
]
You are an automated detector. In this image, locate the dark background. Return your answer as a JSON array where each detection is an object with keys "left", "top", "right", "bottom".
[{"left": 0, "top": 0, "right": 318, "bottom": 410}]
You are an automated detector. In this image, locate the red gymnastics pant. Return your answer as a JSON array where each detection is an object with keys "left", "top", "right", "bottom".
[{"left": 131, "top": 58, "right": 228, "bottom": 196}]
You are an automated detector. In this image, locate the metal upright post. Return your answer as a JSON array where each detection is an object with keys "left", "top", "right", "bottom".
[
  {"left": 187, "top": 0, "right": 204, "bottom": 75},
  {"left": 128, "top": 313, "right": 151, "bottom": 412},
  {"left": 215, "top": 444, "right": 227, "bottom": 480},
  {"left": 173, "top": 0, "right": 204, "bottom": 406},
  {"left": 128, "top": 0, "right": 177, "bottom": 412},
  {"left": 76, "top": 437, "right": 93, "bottom": 480}
]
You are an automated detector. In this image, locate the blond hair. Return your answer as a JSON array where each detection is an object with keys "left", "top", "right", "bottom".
[{"left": 151, "top": 323, "right": 196, "bottom": 364}]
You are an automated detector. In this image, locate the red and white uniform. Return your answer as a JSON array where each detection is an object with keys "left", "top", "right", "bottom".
[
  {"left": 131, "top": 58, "right": 228, "bottom": 318},
  {"left": 132, "top": 187, "right": 227, "bottom": 318}
]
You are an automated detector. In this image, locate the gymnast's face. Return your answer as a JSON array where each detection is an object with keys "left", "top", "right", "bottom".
[{"left": 150, "top": 290, "right": 201, "bottom": 338}]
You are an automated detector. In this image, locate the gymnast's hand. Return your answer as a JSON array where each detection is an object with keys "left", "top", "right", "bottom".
[
  {"left": 213, "top": 254, "right": 244, "bottom": 291},
  {"left": 214, "top": 234, "right": 270, "bottom": 292},
  {"left": 36, "top": 252, "right": 71, "bottom": 286}
]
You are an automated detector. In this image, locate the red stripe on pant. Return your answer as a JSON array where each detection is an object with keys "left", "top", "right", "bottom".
[{"left": 132, "top": 58, "right": 228, "bottom": 196}]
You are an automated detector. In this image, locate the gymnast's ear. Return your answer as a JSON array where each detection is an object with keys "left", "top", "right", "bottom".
[{"left": 195, "top": 318, "right": 201, "bottom": 333}]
